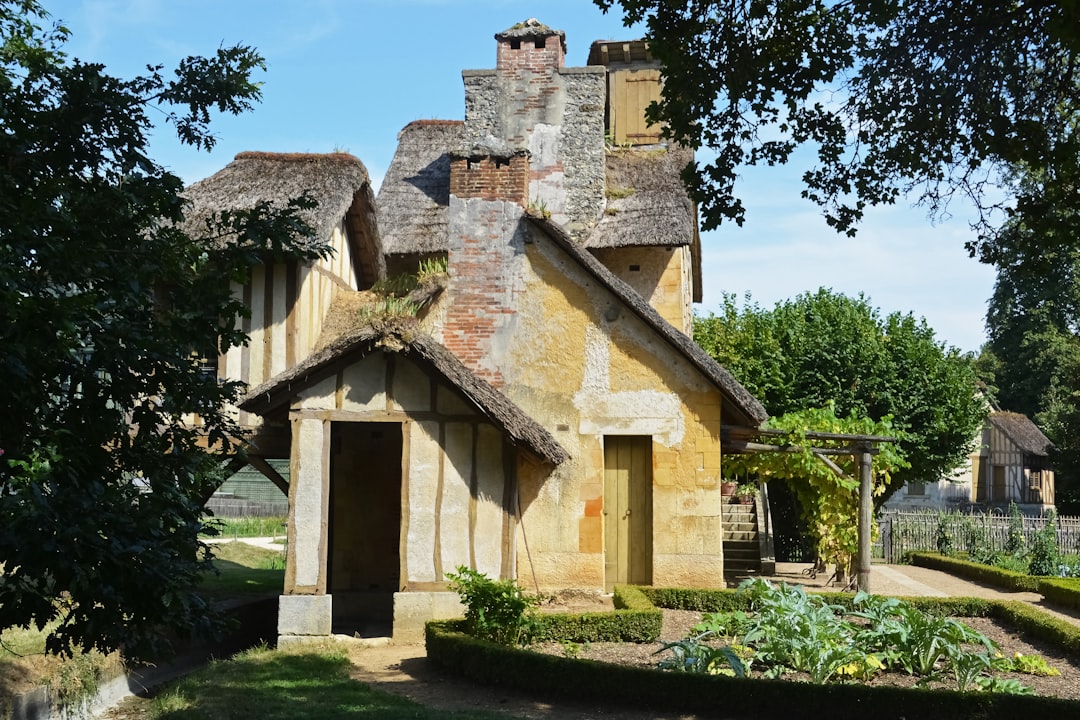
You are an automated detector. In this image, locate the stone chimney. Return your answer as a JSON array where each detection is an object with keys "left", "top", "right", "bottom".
[{"left": 442, "top": 22, "right": 605, "bottom": 385}]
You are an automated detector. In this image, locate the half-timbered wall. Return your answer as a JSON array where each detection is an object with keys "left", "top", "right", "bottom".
[
  {"left": 282, "top": 351, "right": 520, "bottom": 599},
  {"left": 224, "top": 219, "right": 359, "bottom": 428}
]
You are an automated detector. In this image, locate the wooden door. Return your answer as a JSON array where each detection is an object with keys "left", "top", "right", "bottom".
[
  {"left": 992, "top": 465, "right": 1006, "bottom": 502},
  {"left": 604, "top": 436, "right": 652, "bottom": 592}
]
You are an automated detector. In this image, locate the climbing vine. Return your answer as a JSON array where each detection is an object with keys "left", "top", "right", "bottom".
[{"left": 725, "top": 404, "right": 909, "bottom": 578}]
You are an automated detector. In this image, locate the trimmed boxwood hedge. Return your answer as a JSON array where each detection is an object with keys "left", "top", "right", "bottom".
[
  {"left": 1039, "top": 578, "right": 1080, "bottom": 612},
  {"left": 909, "top": 552, "right": 1041, "bottom": 591},
  {"left": 909, "top": 552, "right": 1080, "bottom": 611}
]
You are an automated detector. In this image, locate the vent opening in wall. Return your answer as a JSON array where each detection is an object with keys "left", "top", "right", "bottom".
[
  {"left": 534, "top": 39, "right": 545, "bottom": 49},
  {"left": 510, "top": 39, "right": 521, "bottom": 50},
  {"left": 629, "top": 264, "right": 640, "bottom": 272}
]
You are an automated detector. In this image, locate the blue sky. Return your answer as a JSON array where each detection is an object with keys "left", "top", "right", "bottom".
[{"left": 46, "top": 0, "right": 996, "bottom": 352}]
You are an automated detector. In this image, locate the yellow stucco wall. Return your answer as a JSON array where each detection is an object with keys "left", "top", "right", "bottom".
[
  {"left": 506, "top": 229, "right": 724, "bottom": 592},
  {"left": 590, "top": 245, "right": 693, "bottom": 335}
]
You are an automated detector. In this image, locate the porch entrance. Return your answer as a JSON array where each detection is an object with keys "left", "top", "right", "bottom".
[
  {"left": 328, "top": 421, "right": 402, "bottom": 636},
  {"left": 603, "top": 435, "right": 652, "bottom": 592}
]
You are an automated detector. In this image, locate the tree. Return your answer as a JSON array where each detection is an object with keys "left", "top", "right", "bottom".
[
  {"left": 695, "top": 290, "right": 986, "bottom": 498},
  {"left": 980, "top": 202, "right": 1080, "bottom": 502},
  {"left": 594, "top": 1, "right": 1080, "bottom": 258},
  {"left": 0, "top": 1, "right": 322, "bottom": 660}
]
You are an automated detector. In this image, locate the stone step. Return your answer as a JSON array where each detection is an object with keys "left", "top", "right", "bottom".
[
  {"left": 723, "top": 529, "right": 758, "bottom": 542},
  {"left": 723, "top": 520, "right": 756, "bottom": 531}
]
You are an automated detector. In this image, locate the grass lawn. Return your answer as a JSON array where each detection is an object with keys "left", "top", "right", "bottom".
[
  {"left": 114, "top": 642, "right": 520, "bottom": 720},
  {"left": 202, "top": 516, "right": 287, "bottom": 539},
  {"left": 1, "top": 540, "right": 285, "bottom": 705},
  {"left": 197, "top": 541, "right": 284, "bottom": 601}
]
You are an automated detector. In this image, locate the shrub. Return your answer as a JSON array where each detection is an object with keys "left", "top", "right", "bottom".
[
  {"left": 1028, "top": 512, "right": 1061, "bottom": 577},
  {"left": 445, "top": 566, "right": 539, "bottom": 646}
]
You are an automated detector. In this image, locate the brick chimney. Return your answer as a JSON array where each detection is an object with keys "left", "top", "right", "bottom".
[
  {"left": 495, "top": 18, "right": 566, "bottom": 74},
  {"left": 442, "top": 149, "right": 530, "bottom": 388},
  {"left": 442, "top": 21, "right": 604, "bottom": 385}
]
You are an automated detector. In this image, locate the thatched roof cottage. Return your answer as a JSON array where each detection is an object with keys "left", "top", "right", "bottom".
[{"left": 195, "top": 19, "right": 769, "bottom": 643}]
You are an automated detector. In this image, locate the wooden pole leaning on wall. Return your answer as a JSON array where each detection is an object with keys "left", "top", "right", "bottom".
[{"left": 857, "top": 447, "right": 874, "bottom": 592}]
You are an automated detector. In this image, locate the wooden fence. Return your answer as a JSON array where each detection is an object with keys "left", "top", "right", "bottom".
[{"left": 877, "top": 509, "right": 1080, "bottom": 564}]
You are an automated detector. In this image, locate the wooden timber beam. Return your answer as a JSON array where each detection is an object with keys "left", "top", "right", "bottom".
[{"left": 248, "top": 455, "right": 290, "bottom": 497}]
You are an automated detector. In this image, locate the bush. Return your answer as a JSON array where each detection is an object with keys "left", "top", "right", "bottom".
[
  {"left": 1029, "top": 512, "right": 1061, "bottom": 577},
  {"left": 445, "top": 566, "right": 539, "bottom": 646}
]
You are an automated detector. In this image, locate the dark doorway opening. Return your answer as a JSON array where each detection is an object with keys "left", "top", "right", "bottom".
[{"left": 328, "top": 422, "right": 402, "bottom": 637}]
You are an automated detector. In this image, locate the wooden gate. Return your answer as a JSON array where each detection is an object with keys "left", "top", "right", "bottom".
[{"left": 603, "top": 436, "right": 652, "bottom": 591}]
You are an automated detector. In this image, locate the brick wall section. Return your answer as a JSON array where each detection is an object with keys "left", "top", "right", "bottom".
[
  {"left": 496, "top": 33, "right": 564, "bottom": 73},
  {"left": 448, "top": 155, "right": 529, "bottom": 204},
  {"left": 442, "top": 199, "right": 526, "bottom": 389}
]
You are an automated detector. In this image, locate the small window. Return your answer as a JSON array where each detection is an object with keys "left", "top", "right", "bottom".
[
  {"left": 510, "top": 39, "right": 521, "bottom": 50},
  {"left": 907, "top": 481, "right": 926, "bottom": 497},
  {"left": 534, "top": 38, "right": 545, "bottom": 49}
]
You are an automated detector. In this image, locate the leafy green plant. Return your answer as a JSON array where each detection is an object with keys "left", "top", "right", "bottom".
[
  {"left": 446, "top": 566, "right": 540, "bottom": 647},
  {"left": 935, "top": 512, "right": 955, "bottom": 556},
  {"left": 654, "top": 634, "right": 747, "bottom": 676},
  {"left": 1005, "top": 502, "right": 1025, "bottom": 556},
  {"left": 999, "top": 652, "right": 1060, "bottom": 677},
  {"left": 1028, "top": 511, "right": 1061, "bottom": 576}
]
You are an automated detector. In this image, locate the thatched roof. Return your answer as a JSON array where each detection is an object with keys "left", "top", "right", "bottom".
[
  {"left": 238, "top": 317, "right": 568, "bottom": 466},
  {"left": 527, "top": 212, "right": 768, "bottom": 429},
  {"left": 182, "top": 152, "right": 384, "bottom": 286},
  {"left": 378, "top": 121, "right": 463, "bottom": 257},
  {"left": 989, "top": 412, "right": 1053, "bottom": 456},
  {"left": 586, "top": 146, "right": 695, "bottom": 249},
  {"left": 379, "top": 126, "right": 700, "bottom": 265}
]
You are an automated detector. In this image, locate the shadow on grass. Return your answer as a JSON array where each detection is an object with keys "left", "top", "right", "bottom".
[
  {"left": 155, "top": 647, "right": 517, "bottom": 720},
  {"left": 197, "top": 558, "right": 284, "bottom": 602}
]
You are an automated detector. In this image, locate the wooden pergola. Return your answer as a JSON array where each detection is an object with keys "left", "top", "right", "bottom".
[{"left": 722, "top": 425, "right": 897, "bottom": 591}]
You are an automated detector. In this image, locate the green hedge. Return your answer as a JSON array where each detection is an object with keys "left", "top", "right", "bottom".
[
  {"left": 990, "top": 600, "right": 1080, "bottom": 659},
  {"left": 909, "top": 552, "right": 1041, "bottom": 591},
  {"left": 910, "top": 552, "right": 1080, "bottom": 612},
  {"left": 532, "top": 608, "right": 661, "bottom": 644},
  {"left": 425, "top": 610, "right": 1080, "bottom": 719},
  {"left": 1038, "top": 578, "right": 1080, "bottom": 612}
]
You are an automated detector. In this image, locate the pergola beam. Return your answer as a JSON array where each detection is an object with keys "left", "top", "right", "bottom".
[{"left": 721, "top": 425, "right": 895, "bottom": 593}]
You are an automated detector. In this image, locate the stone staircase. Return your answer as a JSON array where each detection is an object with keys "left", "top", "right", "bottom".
[{"left": 722, "top": 497, "right": 762, "bottom": 582}]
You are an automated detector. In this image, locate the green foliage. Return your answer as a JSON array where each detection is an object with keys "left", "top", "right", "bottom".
[
  {"left": 999, "top": 652, "right": 1061, "bottom": 677},
  {"left": 0, "top": 1, "right": 323, "bottom": 661},
  {"left": 654, "top": 635, "right": 747, "bottom": 676},
  {"left": 427, "top": 593, "right": 1080, "bottom": 718},
  {"left": 1028, "top": 511, "right": 1061, "bottom": 576},
  {"left": 592, "top": 1, "right": 1080, "bottom": 260},
  {"left": 203, "top": 515, "right": 287, "bottom": 539},
  {"left": 1006, "top": 502, "right": 1026, "bottom": 556},
  {"left": 531, "top": 609, "right": 660, "bottom": 644},
  {"left": 695, "top": 290, "right": 985, "bottom": 501},
  {"left": 446, "top": 566, "right": 540, "bottom": 647},
  {"left": 909, "top": 552, "right": 1042, "bottom": 592},
  {"left": 980, "top": 212, "right": 1080, "bottom": 493},
  {"left": 652, "top": 579, "right": 1029, "bottom": 692},
  {"left": 724, "top": 402, "right": 908, "bottom": 574}
]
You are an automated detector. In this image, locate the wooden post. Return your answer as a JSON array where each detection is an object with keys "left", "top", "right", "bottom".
[{"left": 857, "top": 447, "right": 873, "bottom": 591}]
